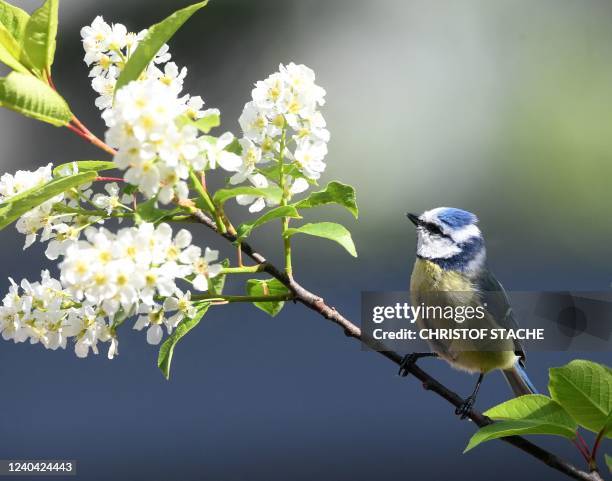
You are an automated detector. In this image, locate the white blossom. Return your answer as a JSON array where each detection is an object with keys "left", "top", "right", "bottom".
[{"left": 233, "top": 62, "right": 329, "bottom": 210}]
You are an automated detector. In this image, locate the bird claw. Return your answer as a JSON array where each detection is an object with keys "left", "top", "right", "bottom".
[
  {"left": 398, "top": 353, "right": 419, "bottom": 377},
  {"left": 455, "top": 396, "right": 475, "bottom": 420}
]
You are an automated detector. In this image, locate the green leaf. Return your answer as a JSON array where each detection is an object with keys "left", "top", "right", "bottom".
[
  {"left": 135, "top": 198, "right": 180, "bottom": 224},
  {"left": 208, "top": 258, "right": 229, "bottom": 295},
  {"left": 549, "top": 360, "right": 612, "bottom": 434},
  {"left": 246, "top": 278, "right": 290, "bottom": 317},
  {"left": 236, "top": 205, "right": 301, "bottom": 240},
  {"left": 157, "top": 303, "right": 209, "bottom": 380},
  {"left": 605, "top": 454, "right": 612, "bottom": 473},
  {"left": 0, "top": 22, "right": 29, "bottom": 72},
  {"left": 464, "top": 420, "right": 577, "bottom": 453},
  {"left": 259, "top": 162, "right": 314, "bottom": 185},
  {"left": 225, "top": 137, "right": 241, "bottom": 155},
  {"left": 0, "top": 71, "right": 72, "bottom": 126},
  {"left": 0, "top": 171, "right": 96, "bottom": 230},
  {"left": 213, "top": 185, "right": 283, "bottom": 206},
  {"left": 0, "top": 1, "right": 30, "bottom": 42},
  {"left": 122, "top": 183, "right": 138, "bottom": 196},
  {"left": 53, "top": 160, "right": 116, "bottom": 177},
  {"left": 23, "top": 0, "right": 59, "bottom": 72},
  {"left": 464, "top": 395, "right": 578, "bottom": 452},
  {"left": 293, "top": 181, "right": 358, "bottom": 218},
  {"left": 192, "top": 111, "right": 220, "bottom": 133},
  {"left": 601, "top": 409, "right": 612, "bottom": 439},
  {"left": 115, "top": 1, "right": 208, "bottom": 94},
  {"left": 284, "top": 222, "right": 357, "bottom": 257},
  {"left": 484, "top": 394, "right": 578, "bottom": 426},
  {"left": 175, "top": 111, "right": 220, "bottom": 133}
]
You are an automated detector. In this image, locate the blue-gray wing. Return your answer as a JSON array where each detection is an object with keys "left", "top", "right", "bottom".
[{"left": 475, "top": 267, "right": 526, "bottom": 364}]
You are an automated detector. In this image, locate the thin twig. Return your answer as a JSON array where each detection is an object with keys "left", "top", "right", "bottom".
[
  {"left": 591, "top": 428, "right": 606, "bottom": 470},
  {"left": 67, "top": 116, "right": 117, "bottom": 156},
  {"left": 188, "top": 208, "right": 603, "bottom": 481}
]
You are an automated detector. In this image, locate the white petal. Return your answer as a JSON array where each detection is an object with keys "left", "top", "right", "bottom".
[
  {"left": 146, "top": 324, "right": 163, "bottom": 345},
  {"left": 249, "top": 197, "right": 266, "bottom": 213},
  {"left": 192, "top": 275, "right": 208, "bottom": 292},
  {"left": 217, "top": 152, "right": 242, "bottom": 172},
  {"left": 290, "top": 178, "right": 309, "bottom": 194}
]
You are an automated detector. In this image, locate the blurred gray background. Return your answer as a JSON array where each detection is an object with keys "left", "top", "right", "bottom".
[{"left": 0, "top": 1, "right": 611, "bottom": 480}]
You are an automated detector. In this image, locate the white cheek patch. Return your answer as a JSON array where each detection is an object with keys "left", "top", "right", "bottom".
[{"left": 417, "top": 230, "right": 461, "bottom": 259}]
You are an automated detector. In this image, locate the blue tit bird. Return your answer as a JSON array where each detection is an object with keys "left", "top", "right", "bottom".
[{"left": 399, "top": 207, "right": 537, "bottom": 418}]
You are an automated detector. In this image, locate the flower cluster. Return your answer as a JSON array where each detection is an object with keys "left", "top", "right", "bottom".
[
  {"left": 81, "top": 16, "right": 199, "bottom": 113},
  {"left": 102, "top": 79, "right": 202, "bottom": 201},
  {"left": 0, "top": 223, "right": 222, "bottom": 359},
  {"left": 82, "top": 16, "right": 240, "bottom": 203},
  {"left": 231, "top": 63, "right": 329, "bottom": 211},
  {"left": 0, "top": 10, "right": 338, "bottom": 365},
  {"left": 0, "top": 163, "right": 115, "bottom": 255},
  {"left": 0, "top": 164, "right": 56, "bottom": 249}
]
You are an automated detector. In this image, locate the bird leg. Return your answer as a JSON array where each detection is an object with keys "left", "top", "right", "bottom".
[
  {"left": 398, "top": 352, "right": 438, "bottom": 377},
  {"left": 455, "top": 373, "right": 485, "bottom": 420}
]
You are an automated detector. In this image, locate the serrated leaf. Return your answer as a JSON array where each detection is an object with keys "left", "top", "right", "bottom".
[
  {"left": 208, "top": 258, "right": 229, "bottom": 295},
  {"left": 293, "top": 181, "right": 358, "bottom": 218},
  {"left": 464, "top": 419, "right": 577, "bottom": 453},
  {"left": 284, "top": 222, "right": 357, "bottom": 257},
  {"left": 213, "top": 185, "right": 282, "bottom": 206},
  {"left": 115, "top": 1, "right": 208, "bottom": 94},
  {"left": 157, "top": 304, "right": 209, "bottom": 380},
  {"left": 549, "top": 360, "right": 612, "bottom": 434},
  {"left": 236, "top": 205, "right": 301, "bottom": 240},
  {"left": 606, "top": 454, "right": 612, "bottom": 473},
  {"left": 24, "top": 0, "right": 58, "bottom": 72},
  {"left": 465, "top": 395, "right": 577, "bottom": 452},
  {"left": 0, "top": 1, "right": 29, "bottom": 42},
  {"left": 0, "top": 171, "right": 96, "bottom": 230},
  {"left": 246, "top": 278, "right": 290, "bottom": 317},
  {"left": 0, "top": 22, "right": 28, "bottom": 73},
  {"left": 53, "top": 160, "right": 116, "bottom": 177},
  {"left": 0, "top": 71, "right": 72, "bottom": 125}
]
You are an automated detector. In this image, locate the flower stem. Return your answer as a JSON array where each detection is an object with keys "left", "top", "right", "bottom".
[
  {"left": 188, "top": 169, "right": 226, "bottom": 234},
  {"left": 67, "top": 116, "right": 117, "bottom": 156},
  {"left": 589, "top": 428, "right": 605, "bottom": 471},
  {"left": 278, "top": 120, "right": 292, "bottom": 277},
  {"left": 95, "top": 176, "right": 124, "bottom": 183},
  {"left": 220, "top": 265, "right": 265, "bottom": 274}
]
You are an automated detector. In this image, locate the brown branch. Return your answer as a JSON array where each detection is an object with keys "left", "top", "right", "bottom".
[{"left": 190, "top": 208, "right": 601, "bottom": 481}]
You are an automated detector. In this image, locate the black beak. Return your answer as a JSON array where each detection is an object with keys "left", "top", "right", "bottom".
[{"left": 406, "top": 212, "right": 420, "bottom": 226}]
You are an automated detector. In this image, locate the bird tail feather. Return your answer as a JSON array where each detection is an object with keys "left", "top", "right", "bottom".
[{"left": 502, "top": 363, "right": 538, "bottom": 397}]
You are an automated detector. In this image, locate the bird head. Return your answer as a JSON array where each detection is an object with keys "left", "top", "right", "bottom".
[{"left": 407, "top": 207, "right": 486, "bottom": 274}]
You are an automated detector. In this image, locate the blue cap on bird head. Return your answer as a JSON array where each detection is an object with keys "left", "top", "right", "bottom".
[{"left": 434, "top": 208, "right": 478, "bottom": 229}]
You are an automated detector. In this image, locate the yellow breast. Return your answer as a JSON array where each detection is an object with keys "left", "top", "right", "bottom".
[
  {"left": 409, "top": 258, "right": 516, "bottom": 373},
  {"left": 410, "top": 258, "right": 473, "bottom": 293}
]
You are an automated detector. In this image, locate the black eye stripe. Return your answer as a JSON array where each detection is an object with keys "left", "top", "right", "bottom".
[{"left": 424, "top": 222, "right": 450, "bottom": 238}]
